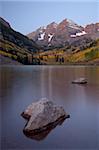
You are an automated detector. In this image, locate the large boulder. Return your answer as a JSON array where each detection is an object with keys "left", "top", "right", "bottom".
[{"left": 21, "top": 98, "right": 70, "bottom": 140}]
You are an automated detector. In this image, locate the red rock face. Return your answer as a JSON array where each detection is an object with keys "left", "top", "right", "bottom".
[
  {"left": 57, "top": 19, "right": 68, "bottom": 31},
  {"left": 27, "top": 31, "right": 36, "bottom": 39},
  {"left": 46, "top": 22, "right": 57, "bottom": 34},
  {"left": 85, "top": 23, "right": 99, "bottom": 34}
]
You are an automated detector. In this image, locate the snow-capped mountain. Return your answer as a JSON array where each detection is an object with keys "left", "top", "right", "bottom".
[{"left": 27, "top": 19, "right": 99, "bottom": 49}]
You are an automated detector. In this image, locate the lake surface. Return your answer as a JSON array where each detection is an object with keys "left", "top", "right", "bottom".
[{"left": 0, "top": 66, "right": 99, "bottom": 150}]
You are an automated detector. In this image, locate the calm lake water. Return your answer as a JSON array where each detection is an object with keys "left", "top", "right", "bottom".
[{"left": 0, "top": 66, "right": 99, "bottom": 150}]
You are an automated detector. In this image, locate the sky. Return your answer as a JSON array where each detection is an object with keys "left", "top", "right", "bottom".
[{"left": 0, "top": 0, "right": 99, "bottom": 35}]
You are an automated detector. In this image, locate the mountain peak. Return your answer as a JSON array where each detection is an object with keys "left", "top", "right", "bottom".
[
  {"left": 58, "top": 18, "right": 74, "bottom": 24},
  {"left": 58, "top": 18, "right": 83, "bottom": 30},
  {"left": 66, "top": 18, "right": 76, "bottom": 24},
  {"left": 47, "top": 22, "right": 58, "bottom": 29},
  {"left": 59, "top": 19, "right": 68, "bottom": 25}
]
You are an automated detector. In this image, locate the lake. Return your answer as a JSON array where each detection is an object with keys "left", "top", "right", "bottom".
[{"left": 0, "top": 66, "right": 99, "bottom": 150}]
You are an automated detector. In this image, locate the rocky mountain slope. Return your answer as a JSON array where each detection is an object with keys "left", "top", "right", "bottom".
[
  {"left": 27, "top": 19, "right": 99, "bottom": 50},
  {"left": 0, "top": 17, "right": 40, "bottom": 64}
]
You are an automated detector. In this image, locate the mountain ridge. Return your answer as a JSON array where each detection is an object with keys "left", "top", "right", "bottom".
[{"left": 27, "top": 18, "right": 99, "bottom": 50}]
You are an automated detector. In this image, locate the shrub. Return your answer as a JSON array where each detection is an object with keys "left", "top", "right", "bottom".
[{"left": 85, "top": 48, "right": 99, "bottom": 61}]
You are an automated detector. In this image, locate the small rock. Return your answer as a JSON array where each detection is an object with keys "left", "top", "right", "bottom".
[{"left": 72, "top": 78, "right": 87, "bottom": 84}]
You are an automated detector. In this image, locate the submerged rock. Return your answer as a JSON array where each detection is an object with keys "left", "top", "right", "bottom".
[
  {"left": 21, "top": 98, "right": 70, "bottom": 140},
  {"left": 72, "top": 78, "right": 87, "bottom": 84}
]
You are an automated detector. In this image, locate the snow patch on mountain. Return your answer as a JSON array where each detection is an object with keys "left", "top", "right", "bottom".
[
  {"left": 40, "top": 26, "right": 46, "bottom": 30},
  {"left": 48, "top": 34, "right": 53, "bottom": 42},
  {"left": 53, "top": 23, "right": 58, "bottom": 28},
  {"left": 38, "top": 32, "right": 45, "bottom": 40},
  {"left": 67, "top": 19, "right": 81, "bottom": 30},
  {"left": 71, "top": 31, "right": 87, "bottom": 38},
  {"left": 39, "top": 26, "right": 46, "bottom": 33},
  {"left": 69, "top": 25, "right": 81, "bottom": 30},
  {"left": 48, "top": 43, "right": 52, "bottom": 47},
  {"left": 39, "top": 30, "right": 43, "bottom": 33},
  {"left": 67, "top": 19, "right": 75, "bottom": 24}
]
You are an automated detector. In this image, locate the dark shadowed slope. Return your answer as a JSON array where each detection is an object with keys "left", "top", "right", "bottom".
[{"left": 0, "top": 17, "right": 41, "bottom": 65}]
